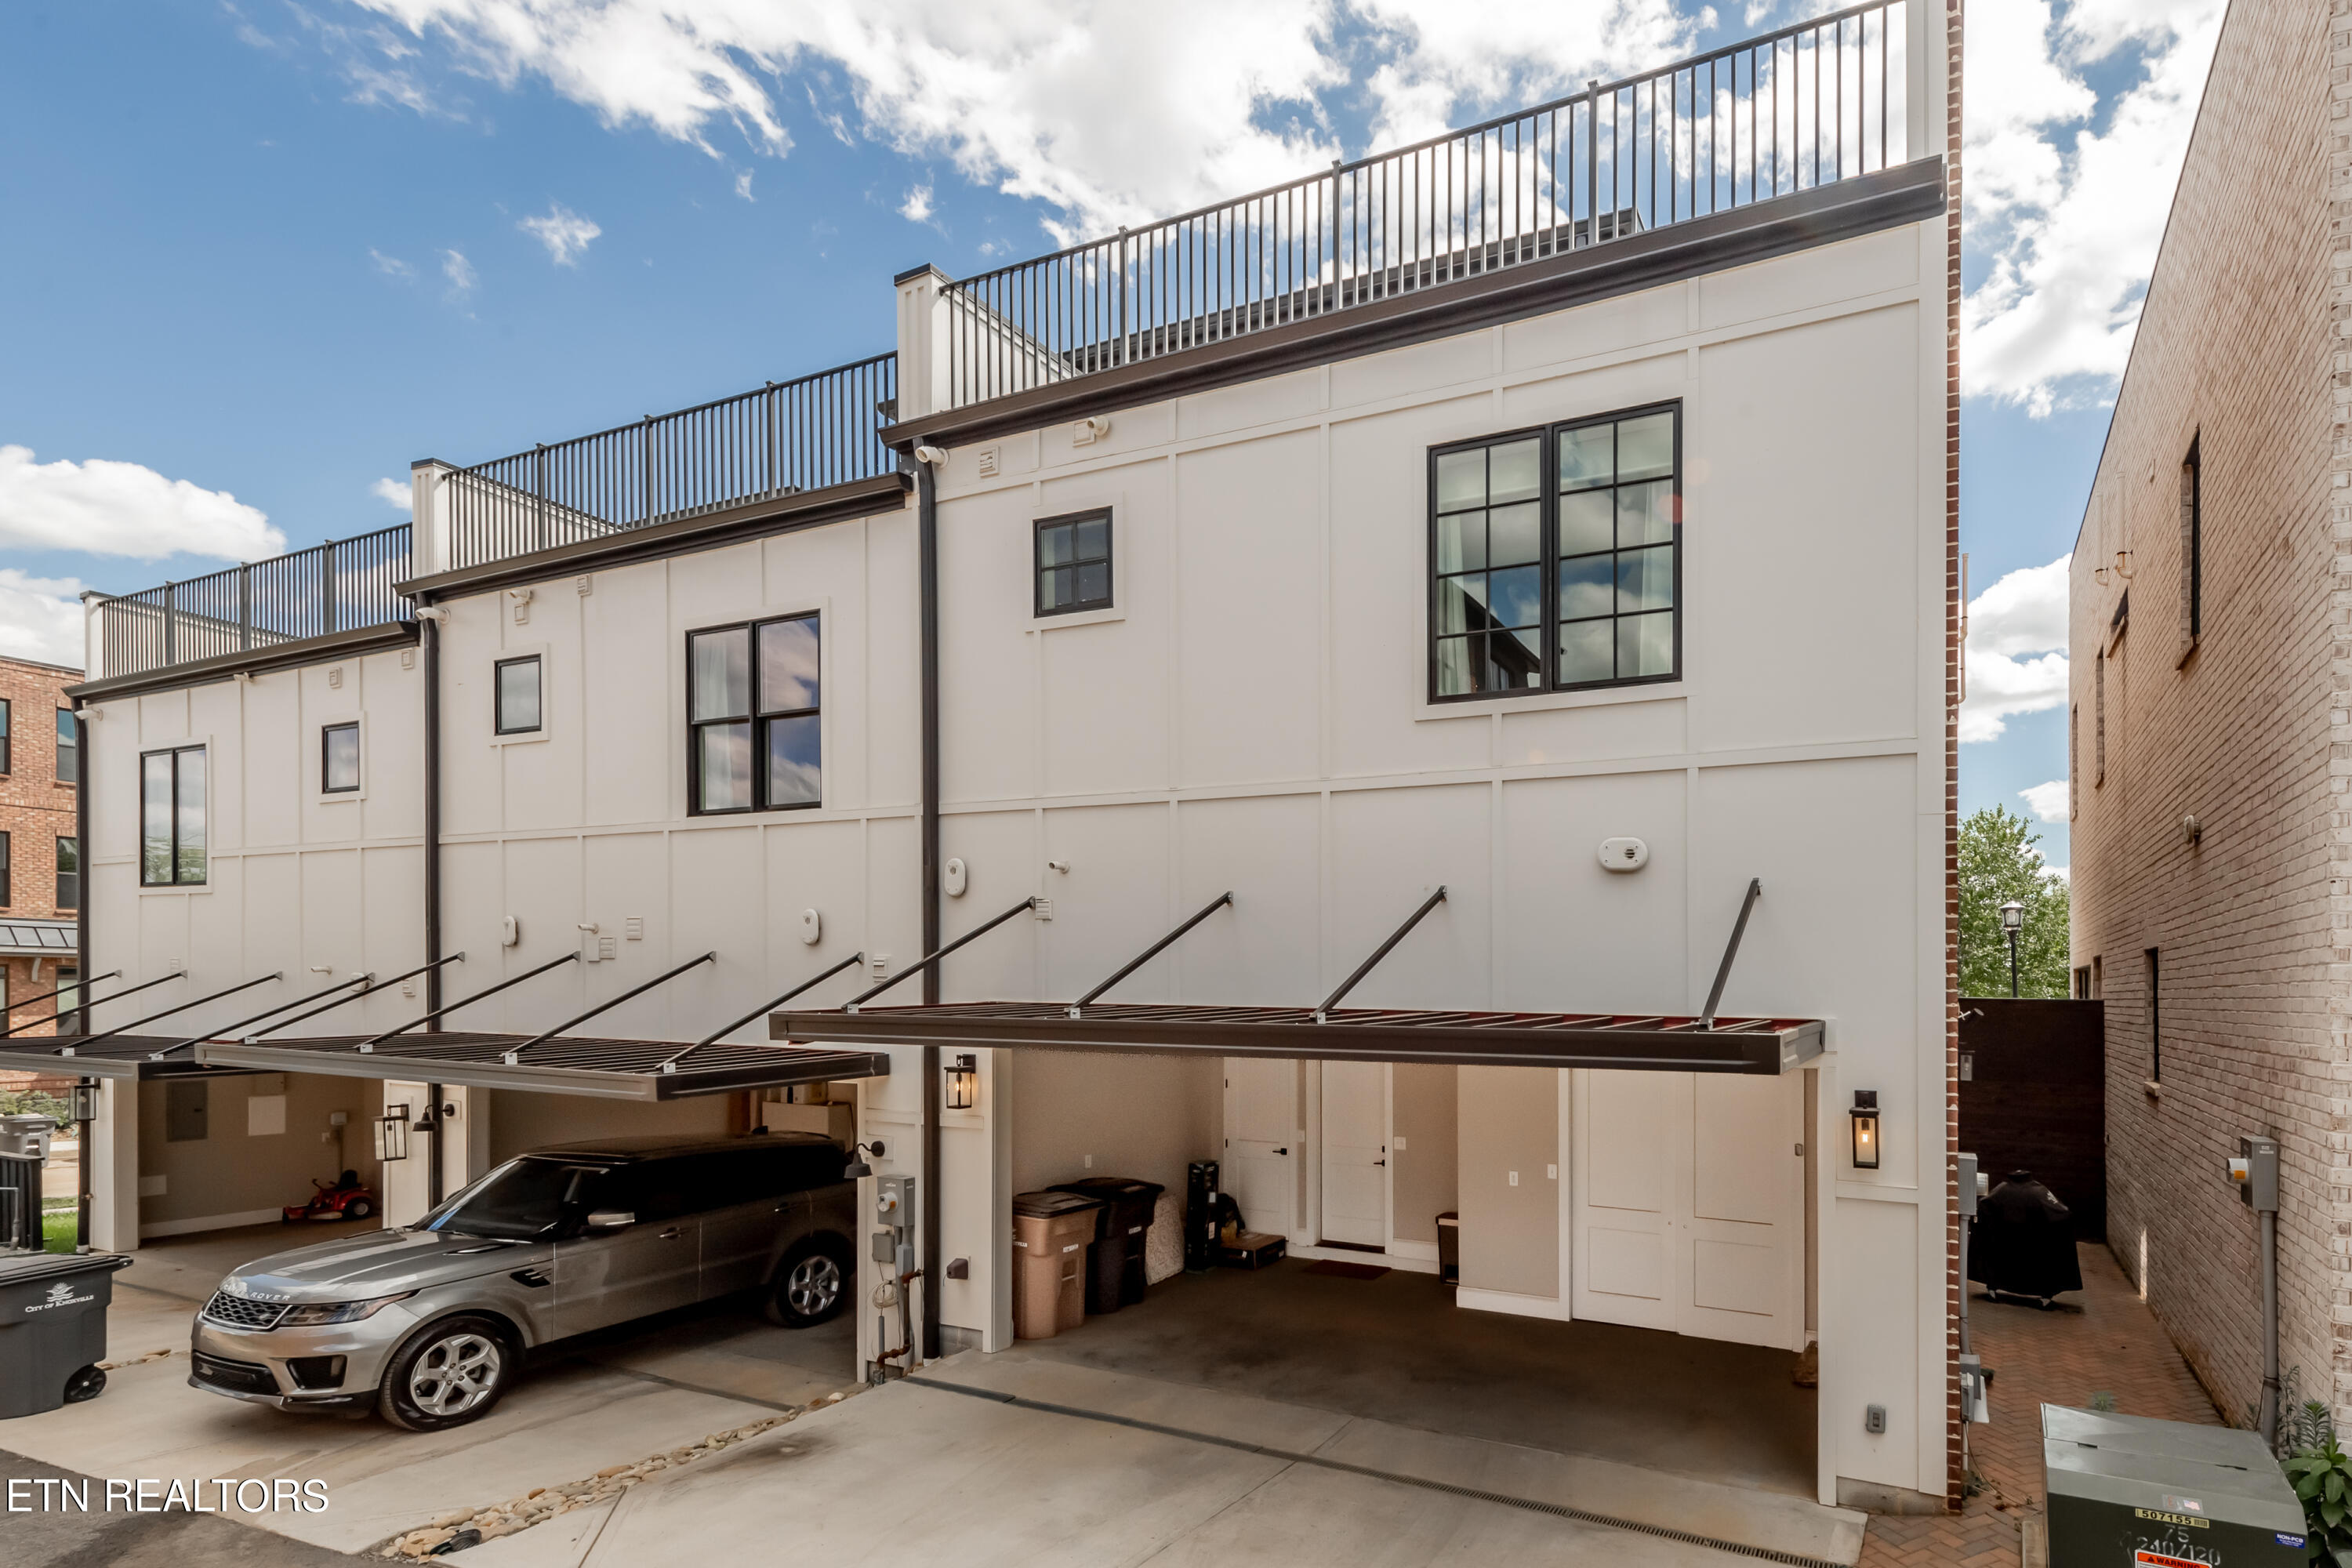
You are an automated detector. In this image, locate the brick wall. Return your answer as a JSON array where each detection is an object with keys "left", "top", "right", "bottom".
[
  {"left": 0, "top": 655, "right": 82, "bottom": 1039},
  {"left": 2068, "top": 0, "right": 2338, "bottom": 1427}
]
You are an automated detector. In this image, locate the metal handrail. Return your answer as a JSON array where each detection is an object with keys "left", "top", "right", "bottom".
[
  {"left": 501, "top": 952, "right": 715, "bottom": 1063},
  {"left": 1072, "top": 893, "right": 1233, "bottom": 1013},
  {"left": 937, "top": 0, "right": 1904, "bottom": 411},
  {"left": 662, "top": 951, "right": 867, "bottom": 1072},
  {"left": 353, "top": 952, "right": 580, "bottom": 1053},
  {"left": 841, "top": 898, "right": 1037, "bottom": 1012},
  {"left": 1317, "top": 888, "right": 1447, "bottom": 1019}
]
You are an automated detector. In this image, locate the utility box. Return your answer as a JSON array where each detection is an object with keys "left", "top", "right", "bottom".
[
  {"left": 2042, "top": 1404, "right": 2307, "bottom": 1566},
  {"left": 2230, "top": 1136, "right": 2280, "bottom": 1213}
]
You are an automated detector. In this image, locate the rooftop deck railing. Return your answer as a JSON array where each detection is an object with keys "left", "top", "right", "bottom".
[
  {"left": 91, "top": 525, "right": 414, "bottom": 681},
  {"left": 441, "top": 352, "right": 898, "bottom": 572},
  {"left": 940, "top": 0, "right": 1908, "bottom": 411}
]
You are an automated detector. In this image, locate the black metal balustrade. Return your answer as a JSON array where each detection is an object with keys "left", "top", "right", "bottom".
[
  {"left": 92, "top": 526, "right": 414, "bottom": 681},
  {"left": 441, "top": 352, "right": 899, "bottom": 571},
  {"left": 940, "top": 0, "right": 1907, "bottom": 410}
]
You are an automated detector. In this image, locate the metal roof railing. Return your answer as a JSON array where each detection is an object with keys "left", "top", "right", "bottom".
[
  {"left": 90, "top": 525, "right": 414, "bottom": 681},
  {"left": 938, "top": 0, "right": 1909, "bottom": 410}
]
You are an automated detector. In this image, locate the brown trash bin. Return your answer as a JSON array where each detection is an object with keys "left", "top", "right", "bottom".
[{"left": 1013, "top": 1190, "right": 1103, "bottom": 1340}]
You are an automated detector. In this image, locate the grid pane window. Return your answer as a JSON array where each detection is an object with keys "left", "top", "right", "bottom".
[
  {"left": 322, "top": 723, "right": 361, "bottom": 793},
  {"left": 1035, "top": 510, "right": 1113, "bottom": 615},
  {"left": 0, "top": 699, "right": 10, "bottom": 774},
  {"left": 495, "top": 658, "right": 543, "bottom": 735},
  {"left": 1429, "top": 405, "right": 1681, "bottom": 702},
  {"left": 140, "top": 746, "right": 206, "bottom": 886},
  {"left": 688, "top": 614, "right": 821, "bottom": 814},
  {"left": 56, "top": 837, "right": 77, "bottom": 910},
  {"left": 55, "top": 708, "right": 75, "bottom": 783}
]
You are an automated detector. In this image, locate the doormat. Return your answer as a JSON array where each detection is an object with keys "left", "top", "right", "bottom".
[{"left": 1303, "top": 1260, "right": 1389, "bottom": 1280}]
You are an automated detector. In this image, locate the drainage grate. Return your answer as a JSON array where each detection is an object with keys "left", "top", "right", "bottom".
[{"left": 906, "top": 1375, "right": 1848, "bottom": 1568}]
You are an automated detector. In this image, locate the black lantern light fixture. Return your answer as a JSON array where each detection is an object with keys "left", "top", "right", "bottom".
[
  {"left": 374, "top": 1105, "right": 411, "bottom": 1163},
  {"left": 69, "top": 1080, "right": 100, "bottom": 1127},
  {"left": 1999, "top": 899, "right": 2025, "bottom": 998},
  {"left": 943, "top": 1053, "right": 978, "bottom": 1111},
  {"left": 1849, "top": 1090, "right": 1882, "bottom": 1171}
]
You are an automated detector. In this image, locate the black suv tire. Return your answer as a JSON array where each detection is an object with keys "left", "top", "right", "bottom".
[
  {"left": 764, "top": 1234, "right": 852, "bottom": 1329},
  {"left": 377, "top": 1314, "right": 517, "bottom": 1431}
]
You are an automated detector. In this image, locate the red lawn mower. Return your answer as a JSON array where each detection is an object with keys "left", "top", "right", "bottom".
[{"left": 284, "top": 1170, "right": 377, "bottom": 1223}]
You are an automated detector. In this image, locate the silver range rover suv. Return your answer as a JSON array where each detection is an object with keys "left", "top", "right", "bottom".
[{"left": 190, "top": 1131, "right": 857, "bottom": 1430}]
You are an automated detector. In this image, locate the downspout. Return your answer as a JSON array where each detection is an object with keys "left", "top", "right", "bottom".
[
  {"left": 73, "top": 702, "right": 92, "bottom": 1250},
  {"left": 916, "top": 457, "right": 943, "bottom": 1363},
  {"left": 421, "top": 608, "right": 445, "bottom": 1207}
]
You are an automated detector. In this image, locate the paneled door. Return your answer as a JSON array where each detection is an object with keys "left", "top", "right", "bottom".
[
  {"left": 1571, "top": 1069, "right": 1802, "bottom": 1348},
  {"left": 1222, "top": 1058, "right": 1298, "bottom": 1240},
  {"left": 1319, "top": 1061, "right": 1389, "bottom": 1247}
]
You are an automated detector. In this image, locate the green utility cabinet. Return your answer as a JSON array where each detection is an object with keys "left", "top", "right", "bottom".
[{"left": 2043, "top": 1404, "right": 2307, "bottom": 1566}]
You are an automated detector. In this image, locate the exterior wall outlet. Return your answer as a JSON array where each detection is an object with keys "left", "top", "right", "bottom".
[
  {"left": 1508, "top": 1171, "right": 1519, "bottom": 1187},
  {"left": 500, "top": 916, "right": 520, "bottom": 948},
  {"left": 1864, "top": 1404, "right": 1887, "bottom": 1435},
  {"left": 1598, "top": 837, "right": 1649, "bottom": 872},
  {"left": 1546, "top": 1163, "right": 1558, "bottom": 1180},
  {"left": 1393, "top": 1137, "right": 1407, "bottom": 1151}
]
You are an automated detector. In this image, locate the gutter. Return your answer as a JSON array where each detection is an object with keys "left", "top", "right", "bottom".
[{"left": 916, "top": 457, "right": 943, "bottom": 1363}]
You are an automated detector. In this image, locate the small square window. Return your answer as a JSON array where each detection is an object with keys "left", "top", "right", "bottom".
[
  {"left": 1035, "top": 510, "right": 1113, "bottom": 616},
  {"left": 495, "top": 657, "right": 543, "bottom": 735},
  {"left": 322, "top": 723, "right": 361, "bottom": 793}
]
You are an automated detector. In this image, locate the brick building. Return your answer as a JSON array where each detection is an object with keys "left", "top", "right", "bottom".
[
  {"left": 2066, "top": 0, "right": 2341, "bottom": 1425},
  {"left": 0, "top": 654, "right": 82, "bottom": 1047}
]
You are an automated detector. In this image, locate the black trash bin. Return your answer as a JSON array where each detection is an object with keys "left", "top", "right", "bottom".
[
  {"left": 1049, "top": 1177, "right": 1166, "bottom": 1315},
  {"left": 0, "top": 1251, "right": 133, "bottom": 1418}
]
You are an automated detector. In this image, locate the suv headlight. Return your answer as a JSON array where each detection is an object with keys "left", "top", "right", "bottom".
[{"left": 277, "top": 1292, "right": 416, "bottom": 1327}]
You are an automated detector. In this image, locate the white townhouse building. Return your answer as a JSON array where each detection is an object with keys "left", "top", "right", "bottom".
[{"left": 16, "top": 0, "right": 1963, "bottom": 1519}]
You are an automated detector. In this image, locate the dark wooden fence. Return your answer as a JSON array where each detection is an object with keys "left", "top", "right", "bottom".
[{"left": 1958, "top": 997, "right": 2107, "bottom": 1241}]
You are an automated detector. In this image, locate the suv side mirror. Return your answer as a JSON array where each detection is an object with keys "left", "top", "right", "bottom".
[{"left": 583, "top": 1209, "right": 636, "bottom": 1231}]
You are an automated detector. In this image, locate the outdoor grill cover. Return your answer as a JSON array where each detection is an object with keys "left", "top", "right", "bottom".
[{"left": 1969, "top": 1170, "right": 2084, "bottom": 1300}]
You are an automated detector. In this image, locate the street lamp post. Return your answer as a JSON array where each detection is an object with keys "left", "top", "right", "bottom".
[{"left": 2000, "top": 899, "right": 2024, "bottom": 998}]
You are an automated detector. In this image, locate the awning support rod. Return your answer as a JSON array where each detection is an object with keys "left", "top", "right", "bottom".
[
  {"left": 1317, "top": 887, "right": 1447, "bottom": 1021},
  {"left": 842, "top": 898, "right": 1036, "bottom": 1012},
  {"left": 1699, "top": 878, "right": 1764, "bottom": 1029},
  {"left": 60, "top": 974, "right": 282, "bottom": 1054},
  {"left": 1071, "top": 892, "right": 1234, "bottom": 1015},
  {"left": 241, "top": 955, "right": 469, "bottom": 1044},
  {"left": 666, "top": 950, "right": 867, "bottom": 1071},
  {"left": 354, "top": 952, "right": 581, "bottom": 1054},
  {"left": 502, "top": 952, "right": 717, "bottom": 1064},
  {"left": 0, "top": 970, "right": 120, "bottom": 1022},
  {"left": 0, "top": 970, "right": 172, "bottom": 1039},
  {"left": 149, "top": 974, "right": 377, "bottom": 1058}
]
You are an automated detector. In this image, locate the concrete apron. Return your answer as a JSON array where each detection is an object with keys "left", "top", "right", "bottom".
[{"left": 575, "top": 1352, "right": 1866, "bottom": 1568}]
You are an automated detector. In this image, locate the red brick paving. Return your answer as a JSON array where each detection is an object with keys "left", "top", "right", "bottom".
[{"left": 1857, "top": 1242, "right": 2223, "bottom": 1566}]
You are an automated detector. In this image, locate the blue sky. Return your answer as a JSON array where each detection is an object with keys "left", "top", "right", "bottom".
[{"left": 0, "top": 0, "right": 2228, "bottom": 874}]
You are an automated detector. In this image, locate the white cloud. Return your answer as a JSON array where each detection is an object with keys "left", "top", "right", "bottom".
[
  {"left": 734, "top": 168, "right": 756, "bottom": 201},
  {"left": 1960, "top": 555, "right": 2070, "bottom": 742},
  {"left": 1961, "top": 0, "right": 2225, "bottom": 412},
  {"left": 371, "top": 477, "right": 412, "bottom": 509},
  {"left": 441, "top": 248, "right": 476, "bottom": 293},
  {"left": 2019, "top": 779, "right": 2068, "bottom": 822},
  {"left": 518, "top": 202, "right": 601, "bottom": 265},
  {"left": 0, "top": 568, "right": 86, "bottom": 670},
  {"left": 0, "top": 445, "right": 285, "bottom": 562},
  {"left": 370, "top": 247, "right": 416, "bottom": 278},
  {"left": 899, "top": 183, "right": 933, "bottom": 223}
]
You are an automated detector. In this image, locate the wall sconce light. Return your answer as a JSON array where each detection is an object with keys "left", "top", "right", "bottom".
[
  {"left": 1849, "top": 1091, "right": 1881, "bottom": 1171},
  {"left": 71, "top": 1080, "right": 100, "bottom": 1126},
  {"left": 375, "top": 1105, "right": 411, "bottom": 1163},
  {"left": 944, "top": 1053, "right": 978, "bottom": 1112}
]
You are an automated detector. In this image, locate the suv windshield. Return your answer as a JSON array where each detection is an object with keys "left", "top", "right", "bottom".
[{"left": 416, "top": 1157, "right": 612, "bottom": 1240}]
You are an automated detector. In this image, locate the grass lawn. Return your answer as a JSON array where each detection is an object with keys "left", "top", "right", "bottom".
[{"left": 42, "top": 1203, "right": 77, "bottom": 1253}]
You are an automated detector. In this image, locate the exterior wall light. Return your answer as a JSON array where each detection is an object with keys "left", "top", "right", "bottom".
[
  {"left": 1849, "top": 1090, "right": 1881, "bottom": 1171},
  {"left": 70, "top": 1081, "right": 100, "bottom": 1126},
  {"left": 374, "top": 1106, "right": 411, "bottom": 1163},
  {"left": 2000, "top": 900, "right": 2024, "bottom": 998},
  {"left": 944, "top": 1053, "right": 978, "bottom": 1111}
]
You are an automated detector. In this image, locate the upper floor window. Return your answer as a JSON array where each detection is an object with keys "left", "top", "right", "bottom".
[
  {"left": 56, "top": 709, "right": 77, "bottom": 784},
  {"left": 0, "top": 699, "right": 11, "bottom": 774},
  {"left": 141, "top": 744, "right": 207, "bottom": 887},
  {"left": 0, "top": 833, "right": 10, "bottom": 906},
  {"left": 495, "top": 657, "right": 543, "bottom": 735},
  {"left": 1431, "top": 404, "right": 1680, "bottom": 701},
  {"left": 55, "top": 837, "right": 77, "bottom": 911},
  {"left": 322, "top": 722, "right": 361, "bottom": 793},
  {"left": 688, "top": 613, "right": 821, "bottom": 815},
  {"left": 2180, "top": 435, "right": 2201, "bottom": 653},
  {"left": 1036, "top": 510, "right": 1112, "bottom": 616}
]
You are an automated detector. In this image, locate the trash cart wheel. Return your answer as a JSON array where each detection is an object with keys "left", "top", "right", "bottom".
[
  {"left": 61, "top": 1365, "right": 105, "bottom": 1404},
  {"left": 763, "top": 1235, "right": 852, "bottom": 1329},
  {"left": 377, "top": 1315, "right": 514, "bottom": 1432}
]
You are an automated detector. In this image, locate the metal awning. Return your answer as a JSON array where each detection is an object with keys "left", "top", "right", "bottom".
[
  {"left": 771, "top": 878, "right": 1823, "bottom": 1074},
  {"left": 0, "top": 1036, "right": 244, "bottom": 1081},
  {"left": 196, "top": 1032, "right": 890, "bottom": 1101},
  {"left": 775, "top": 1001, "right": 1822, "bottom": 1073}
]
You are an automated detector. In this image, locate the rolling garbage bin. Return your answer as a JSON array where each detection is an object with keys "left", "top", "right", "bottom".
[
  {"left": 2042, "top": 1403, "right": 2307, "bottom": 1566},
  {"left": 1013, "top": 1190, "right": 1103, "bottom": 1340},
  {"left": 0, "top": 1114, "right": 53, "bottom": 1253},
  {"left": 0, "top": 1252, "right": 132, "bottom": 1418},
  {"left": 1048, "top": 1177, "right": 1166, "bottom": 1315}
]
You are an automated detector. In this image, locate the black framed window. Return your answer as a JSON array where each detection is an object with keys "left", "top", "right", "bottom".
[
  {"left": 0, "top": 833, "right": 9, "bottom": 906},
  {"left": 0, "top": 699, "right": 11, "bottom": 774},
  {"left": 140, "top": 744, "right": 207, "bottom": 887},
  {"left": 2145, "top": 947, "right": 2161, "bottom": 1084},
  {"left": 1035, "top": 510, "right": 1112, "bottom": 616},
  {"left": 55, "top": 837, "right": 77, "bottom": 910},
  {"left": 1430, "top": 403, "right": 1681, "bottom": 700},
  {"left": 688, "top": 612, "right": 821, "bottom": 815},
  {"left": 2183, "top": 436, "right": 2201, "bottom": 644},
  {"left": 54, "top": 708, "right": 75, "bottom": 784},
  {"left": 495, "top": 657, "right": 542, "bottom": 735},
  {"left": 322, "top": 722, "right": 361, "bottom": 793}
]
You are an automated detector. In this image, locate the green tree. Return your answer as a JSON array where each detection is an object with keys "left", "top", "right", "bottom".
[{"left": 1958, "top": 805, "right": 2071, "bottom": 998}]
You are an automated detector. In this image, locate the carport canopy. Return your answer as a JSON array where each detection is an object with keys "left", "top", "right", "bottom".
[
  {"left": 195, "top": 1032, "right": 891, "bottom": 1102},
  {"left": 0, "top": 1037, "right": 242, "bottom": 1081}
]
